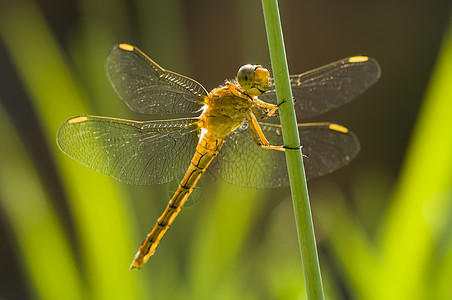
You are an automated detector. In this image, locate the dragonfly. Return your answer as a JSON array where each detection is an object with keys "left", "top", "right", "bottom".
[{"left": 57, "top": 43, "right": 381, "bottom": 269}]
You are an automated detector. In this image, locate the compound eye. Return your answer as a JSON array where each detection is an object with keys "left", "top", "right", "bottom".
[{"left": 237, "top": 64, "right": 256, "bottom": 91}]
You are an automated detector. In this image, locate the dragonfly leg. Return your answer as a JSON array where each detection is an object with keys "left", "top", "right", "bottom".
[
  {"left": 251, "top": 105, "right": 279, "bottom": 120},
  {"left": 251, "top": 106, "right": 269, "bottom": 120},
  {"left": 226, "top": 82, "right": 250, "bottom": 100},
  {"left": 246, "top": 111, "right": 285, "bottom": 152},
  {"left": 253, "top": 98, "right": 279, "bottom": 119},
  {"left": 225, "top": 82, "right": 279, "bottom": 120}
]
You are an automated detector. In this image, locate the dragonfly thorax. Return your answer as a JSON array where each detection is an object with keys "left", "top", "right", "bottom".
[{"left": 200, "top": 85, "right": 253, "bottom": 139}]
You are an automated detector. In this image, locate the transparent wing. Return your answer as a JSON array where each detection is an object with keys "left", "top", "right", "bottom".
[
  {"left": 57, "top": 115, "right": 200, "bottom": 186},
  {"left": 105, "top": 44, "right": 207, "bottom": 115},
  {"left": 214, "top": 121, "right": 360, "bottom": 189},
  {"left": 260, "top": 56, "right": 381, "bottom": 119}
]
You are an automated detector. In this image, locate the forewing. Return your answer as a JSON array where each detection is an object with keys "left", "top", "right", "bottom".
[
  {"left": 105, "top": 44, "right": 207, "bottom": 115},
  {"left": 214, "top": 122, "right": 360, "bottom": 189},
  {"left": 57, "top": 115, "right": 200, "bottom": 186},
  {"left": 260, "top": 56, "right": 381, "bottom": 119}
]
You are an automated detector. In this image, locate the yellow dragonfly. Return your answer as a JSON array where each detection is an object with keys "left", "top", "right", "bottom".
[{"left": 58, "top": 43, "right": 380, "bottom": 269}]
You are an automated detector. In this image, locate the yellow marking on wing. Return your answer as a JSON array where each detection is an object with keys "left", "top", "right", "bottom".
[
  {"left": 68, "top": 116, "right": 88, "bottom": 124},
  {"left": 119, "top": 43, "right": 134, "bottom": 51},
  {"left": 348, "top": 56, "right": 368, "bottom": 63},
  {"left": 329, "top": 123, "right": 348, "bottom": 133}
]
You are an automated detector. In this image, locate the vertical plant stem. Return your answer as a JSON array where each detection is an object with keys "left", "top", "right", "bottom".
[{"left": 261, "top": 1, "right": 325, "bottom": 299}]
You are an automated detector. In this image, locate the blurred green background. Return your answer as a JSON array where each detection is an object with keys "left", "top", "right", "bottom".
[{"left": 1, "top": 0, "right": 452, "bottom": 299}]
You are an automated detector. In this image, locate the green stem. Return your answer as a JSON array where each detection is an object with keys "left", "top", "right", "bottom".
[{"left": 261, "top": 1, "right": 325, "bottom": 299}]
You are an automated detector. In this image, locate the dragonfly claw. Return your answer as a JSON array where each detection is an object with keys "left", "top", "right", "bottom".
[{"left": 283, "top": 145, "right": 302, "bottom": 150}]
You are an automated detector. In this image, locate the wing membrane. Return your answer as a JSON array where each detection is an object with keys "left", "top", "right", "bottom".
[
  {"left": 105, "top": 44, "right": 207, "bottom": 115},
  {"left": 260, "top": 56, "right": 381, "bottom": 119},
  {"left": 57, "top": 115, "right": 200, "bottom": 186},
  {"left": 214, "top": 121, "right": 360, "bottom": 189}
]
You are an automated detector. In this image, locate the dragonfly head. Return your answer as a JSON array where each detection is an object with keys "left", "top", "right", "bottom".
[{"left": 237, "top": 64, "right": 270, "bottom": 96}]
